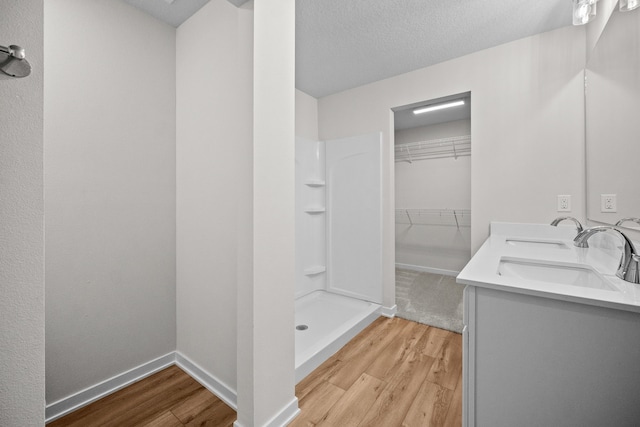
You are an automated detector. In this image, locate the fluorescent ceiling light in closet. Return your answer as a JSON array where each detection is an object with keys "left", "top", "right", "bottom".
[{"left": 413, "top": 100, "right": 465, "bottom": 115}]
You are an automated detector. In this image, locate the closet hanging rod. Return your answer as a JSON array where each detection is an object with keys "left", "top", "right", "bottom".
[
  {"left": 395, "top": 208, "right": 471, "bottom": 229},
  {"left": 396, "top": 135, "right": 471, "bottom": 148}
]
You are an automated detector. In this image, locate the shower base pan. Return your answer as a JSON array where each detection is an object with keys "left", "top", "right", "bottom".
[{"left": 294, "top": 290, "right": 381, "bottom": 383}]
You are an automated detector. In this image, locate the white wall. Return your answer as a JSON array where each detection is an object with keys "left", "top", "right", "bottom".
[
  {"left": 586, "top": 0, "right": 618, "bottom": 60},
  {"left": 395, "top": 119, "right": 471, "bottom": 145},
  {"left": 234, "top": 0, "right": 298, "bottom": 427},
  {"left": 319, "top": 25, "right": 586, "bottom": 308},
  {"left": 295, "top": 89, "right": 319, "bottom": 140},
  {"left": 395, "top": 120, "right": 471, "bottom": 273},
  {"left": 0, "top": 0, "right": 45, "bottom": 424},
  {"left": 236, "top": 0, "right": 298, "bottom": 424},
  {"left": 44, "top": 0, "right": 176, "bottom": 404},
  {"left": 176, "top": 0, "right": 252, "bottom": 395}
]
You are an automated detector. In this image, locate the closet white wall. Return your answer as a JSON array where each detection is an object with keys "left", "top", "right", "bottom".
[{"left": 395, "top": 119, "right": 471, "bottom": 274}]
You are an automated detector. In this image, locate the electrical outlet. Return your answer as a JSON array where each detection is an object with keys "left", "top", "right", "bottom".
[
  {"left": 601, "top": 194, "right": 617, "bottom": 212},
  {"left": 557, "top": 195, "right": 571, "bottom": 212}
]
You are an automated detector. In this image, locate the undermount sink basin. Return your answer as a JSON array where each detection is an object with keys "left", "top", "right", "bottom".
[
  {"left": 505, "top": 238, "right": 568, "bottom": 249},
  {"left": 497, "top": 258, "right": 618, "bottom": 291}
]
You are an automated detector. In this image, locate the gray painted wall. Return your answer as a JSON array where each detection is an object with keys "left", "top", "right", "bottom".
[
  {"left": 44, "top": 0, "right": 177, "bottom": 404},
  {"left": 0, "top": 0, "right": 45, "bottom": 424}
]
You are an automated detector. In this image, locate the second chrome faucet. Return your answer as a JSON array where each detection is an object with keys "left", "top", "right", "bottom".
[{"left": 574, "top": 226, "right": 639, "bottom": 284}]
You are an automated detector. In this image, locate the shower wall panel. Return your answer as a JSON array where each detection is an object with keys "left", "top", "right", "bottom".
[
  {"left": 295, "top": 137, "right": 326, "bottom": 298},
  {"left": 326, "top": 133, "right": 383, "bottom": 304}
]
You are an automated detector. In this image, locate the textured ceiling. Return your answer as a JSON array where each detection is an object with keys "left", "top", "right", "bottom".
[
  {"left": 296, "top": 0, "right": 573, "bottom": 98},
  {"left": 122, "top": 0, "right": 573, "bottom": 99}
]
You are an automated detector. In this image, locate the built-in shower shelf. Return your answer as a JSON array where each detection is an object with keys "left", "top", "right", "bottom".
[
  {"left": 304, "top": 179, "right": 326, "bottom": 187},
  {"left": 304, "top": 266, "right": 326, "bottom": 276},
  {"left": 304, "top": 207, "right": 326, "bottom": 213}
]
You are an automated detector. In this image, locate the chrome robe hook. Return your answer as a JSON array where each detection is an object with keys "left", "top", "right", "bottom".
[{"left": 0, "top": 44, "right": 32, "bottom": 78}]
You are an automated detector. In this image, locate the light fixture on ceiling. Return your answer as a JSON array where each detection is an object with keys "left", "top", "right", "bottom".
[
  {"left": 572, "top": 0, "right": 598, "bottom": 25},
  {"left": 413, "top": 100, "right": 465, "bottom": 115},
  {"left": 620, "top": 0, "right": 640, "bottom": 11}
]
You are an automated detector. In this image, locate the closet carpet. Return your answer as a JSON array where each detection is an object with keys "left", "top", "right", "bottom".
[{"left": 395, "top": 269, "right": 465, "bottom": 333}]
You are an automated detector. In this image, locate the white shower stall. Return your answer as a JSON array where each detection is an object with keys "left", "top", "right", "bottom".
[{"left": 294, "top": 133, "right": 383, "bottom": 382}]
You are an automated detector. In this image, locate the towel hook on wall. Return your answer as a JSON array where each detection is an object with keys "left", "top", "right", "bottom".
[{"left": 0, "top": 44, "right": 32, "bottom": 78}]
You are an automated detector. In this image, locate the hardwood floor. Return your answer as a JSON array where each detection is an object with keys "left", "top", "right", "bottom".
[
  {"left": 290, "top": 317, "right": 462, "bottom": 427},
  {"left": 49, "top": 317, "right": 462, "bottom": 427}
]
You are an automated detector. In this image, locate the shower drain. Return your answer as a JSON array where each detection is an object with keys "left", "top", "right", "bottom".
[{"left": 296, "top": 324, "right": 309, "bottom": 331}]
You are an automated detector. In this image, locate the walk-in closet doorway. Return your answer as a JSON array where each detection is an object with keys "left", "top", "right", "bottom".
[{"left": 392, "top": 93, "right": 471, "bottom": 332}]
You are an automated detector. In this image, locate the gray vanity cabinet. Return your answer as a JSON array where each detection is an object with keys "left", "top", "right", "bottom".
[{"left": 463, "top": 285, "right": 640, "bottom": 427}]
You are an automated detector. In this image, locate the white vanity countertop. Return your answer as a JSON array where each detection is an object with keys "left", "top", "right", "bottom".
[{"left": 457, "top": 222, "right": 640, "bottom": 313}]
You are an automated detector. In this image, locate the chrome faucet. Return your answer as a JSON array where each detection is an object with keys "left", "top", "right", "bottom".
[
  {"left": 615, "top": 218, "right": 640, "bottom": 227},
  {"left": 551, "top": 216, "right": 583, "bottom": 233},
  {"left": 574, "top": 226, "right": 640, "bottom": 284}
]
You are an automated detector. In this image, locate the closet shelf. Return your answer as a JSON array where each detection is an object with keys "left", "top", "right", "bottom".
[
  {"left": 395, "top": 208, "right": 471, "bottom": 229},
  {"left": 304, "top": 266, "right": 326, "bottom": 276},
  {"left": 304, "top": 207, "right": 326, "bottom": 213},
  {"left": 304, "top": 179, "right": 326, "bottom": 187},
  {"left": 395, "top": 135, "right": 471, "bottom": 163}
]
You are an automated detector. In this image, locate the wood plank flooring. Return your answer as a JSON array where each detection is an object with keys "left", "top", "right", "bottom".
[
  {"left": 48, "top": 317, "right": 462, "bottom": 427},
  {"left": 290, "top": 317, "right": 462, "bottom": 427}
]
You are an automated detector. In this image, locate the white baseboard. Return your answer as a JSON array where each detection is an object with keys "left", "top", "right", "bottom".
[
  {"left": 44, "top": 353, "right": 318, "bottom": 426},
  {"left": 233, "top": 397, "right": 300, "bottom": 427},
  {"left": 395, "top": 262, "right": 459, "bottom": 277},
  {"left": 175, "top": 352, "right": 237, "bottom": 410},
  {"left": 379, "top": 304, "right": 397, "bottom": 318},
  {"left": 45, "top": 351, "right": 300, "bottom": 426},
  {"left": 45, "top": 351, "right": 239, "bottom": 423},
  {"left": 267, "top": 397, "right": 300, "bottom": 427},
  {"left": 45, "top": 352, "right": 175, "bottom": 423}
]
